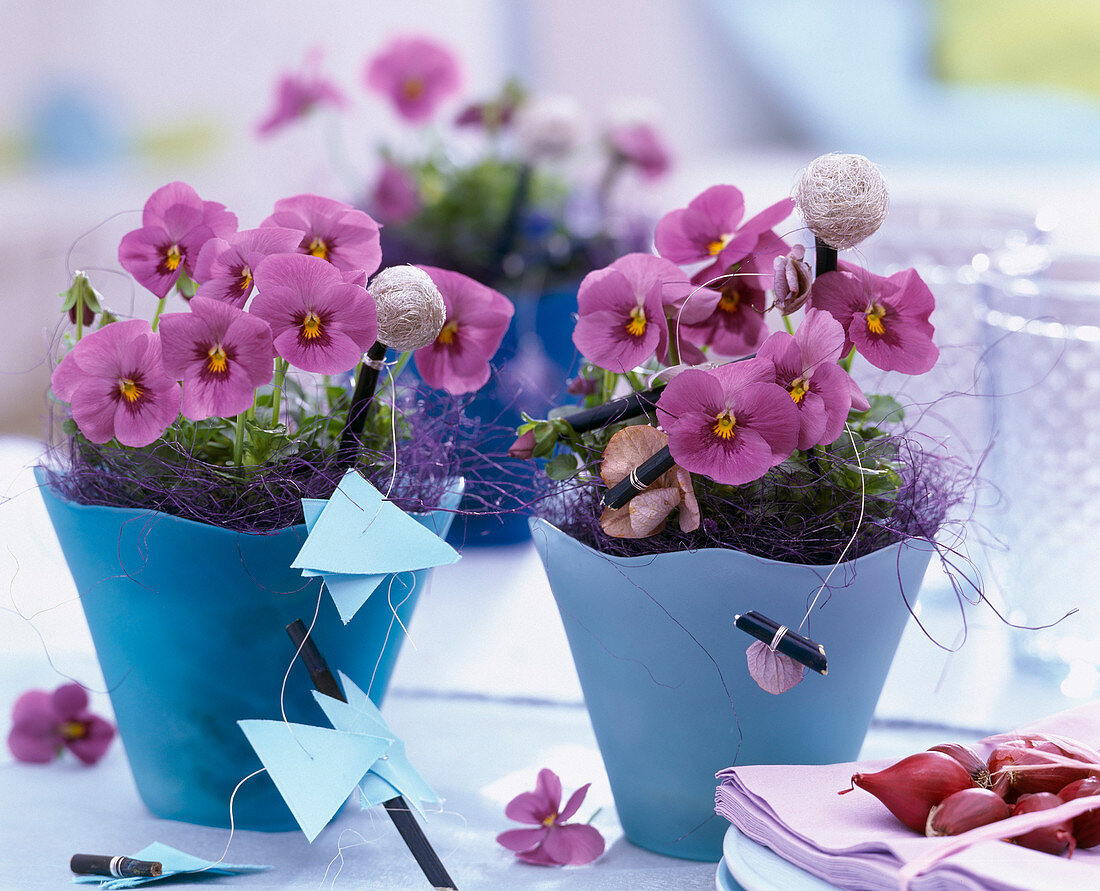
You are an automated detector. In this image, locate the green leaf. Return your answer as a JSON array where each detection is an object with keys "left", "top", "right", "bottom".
[
  {"left": 544, "top": 453, "right": 578, "bottom": 481},
  {"left": 849, "top": 394, "right": 905, "bottom": 429}
]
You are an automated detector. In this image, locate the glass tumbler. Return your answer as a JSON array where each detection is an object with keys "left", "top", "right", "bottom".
[{"left": 976, "top": 254, "right": 1100, "bottom": 697}]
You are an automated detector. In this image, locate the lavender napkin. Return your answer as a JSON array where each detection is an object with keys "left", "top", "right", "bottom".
[{"left": 716, "top": 701, "right": 1100, "bottom": 890}]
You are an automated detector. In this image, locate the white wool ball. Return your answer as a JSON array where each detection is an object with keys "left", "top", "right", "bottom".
[
  {"left": 369, "top": 265, "right": 447, "bottom": 351},
  {"left": 794, "top": 153, "right": 889, "bottom": 250}
]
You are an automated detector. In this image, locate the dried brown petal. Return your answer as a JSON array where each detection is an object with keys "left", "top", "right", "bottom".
[{"left": 599, "top": 426, "right": 698, "bottom": 539}]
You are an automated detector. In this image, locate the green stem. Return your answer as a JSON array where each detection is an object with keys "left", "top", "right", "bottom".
[
  {"left": 601, "top": 368, "right": 617, "bottom": 404},
  {"left": 232, "top": 411, "right": 247, "bottom": 466},
  {"left": 782, "top": 313, "right": 795, "bottom": 335},
  {"left": 150, "top": 297, "right": 167, "bottom": 333},
  {"left": 839, "top": 346, "right": 856, "bottom": 374},
  {"left": 74, "top": 290, "right": 84, "bottom": 342},
  {"left": 271, "top": 358, "right": 288, "bottom": 428}
]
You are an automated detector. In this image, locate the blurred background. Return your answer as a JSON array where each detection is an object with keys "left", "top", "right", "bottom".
[{"left": 2, "top": 0, "right": 1100, "bottom": 713}]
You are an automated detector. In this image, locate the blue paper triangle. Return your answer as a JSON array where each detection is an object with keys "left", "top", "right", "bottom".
[
  {"left": 238, "top": 720, "right": 392, "bottom": 842},
  {"left": 312, "top": 672, "right": 440, "bottom": 814},
  {"left": 292, "top": 470, "right": 459, "bottom": 575}
]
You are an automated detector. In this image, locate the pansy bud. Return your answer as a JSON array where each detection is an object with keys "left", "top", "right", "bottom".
[
  {"left": 926, "top": 787, "right": 1011, "bottom": 837},
  {"left": 1011, "top": 792, "right": 1076, "bottom": 856},
  {"left": 1058, "top": 777, "right": 1100, "bottom": 848},
  {"left": 772, "top": 245, "right": 812, "bottom": 314},
  {"left": 840, "top": 751, "right": 974, "bottom": 833},
  {"left": 508, "top": 430, "right": 537, "bottom": 460}
]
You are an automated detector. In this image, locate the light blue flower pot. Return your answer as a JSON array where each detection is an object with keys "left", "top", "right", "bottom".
[
  {"left": 531, "top": 518, "right": 933, "bottom": 861},
  {"left": 36, "top": 469, "right": 462, "bottom": 831}
]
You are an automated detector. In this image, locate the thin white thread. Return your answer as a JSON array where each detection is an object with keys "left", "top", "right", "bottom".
[
  {"left": 797, "top": 422, "right": 866, "bottom": 632},
  {"left": 186, "top": 767, "right": 267, "bottom": 876},
  {"left": 768, "top": 625, "right": 788, "bottom": 652},
  {"left": 627, "top": 467, "right": 646, "bottom": 492},
  {"left": 319, "top": 828, "right": 376, "bottom": 889}
]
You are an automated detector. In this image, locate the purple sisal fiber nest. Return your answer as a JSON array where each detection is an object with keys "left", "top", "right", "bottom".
[
  {"left": 42, "top": 386, "right": 478, "bottom": 534},
  {"left": 533, "top": 432, "right": 972, "bottom": 566}
]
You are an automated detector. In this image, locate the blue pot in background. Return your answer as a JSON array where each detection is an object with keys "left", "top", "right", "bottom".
[
  {"left": 531, "top": 518, "right": 934, "bottom": 861},
  {"left": 37, "top": 469, "right": 462, "bottom": 830},
  {"left": 447, "top": 285, "right": 581, "bottom": 547}
]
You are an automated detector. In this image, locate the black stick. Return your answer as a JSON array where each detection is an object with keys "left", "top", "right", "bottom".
[
  {"left": 602, "top": 445, "right": 675, "bottom": 510},
  {"left": 734, "top": 610, "right": 828, "bottom": 675},
  {"left": 339, "top": 341, "right": 389, "bottom": 455},
  {"left": 562, "top": 384, "right": 666, "bottom": 434},
  {"left": 562, "top": 353, "right": 759, "bottom": 436},
  {"left": 815, "top": 236, "right": 837, "bottom": 277},
  {"left": 71, "top": 855, "right": 162, "bottom": 879},
  {"left": 285, "top": 621, "right": 457, "bottom": 891}
]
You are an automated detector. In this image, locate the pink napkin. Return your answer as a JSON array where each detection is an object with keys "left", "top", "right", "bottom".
[{"left": 715, "top": 700, "right": 1100, "bottom": 890}]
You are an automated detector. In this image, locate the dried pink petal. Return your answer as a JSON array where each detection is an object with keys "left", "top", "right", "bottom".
[{"left": 746, "top": 640, "right": 805, "bottom": 694}]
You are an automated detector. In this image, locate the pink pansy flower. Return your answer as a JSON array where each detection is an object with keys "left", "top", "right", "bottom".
[
  {"left": 413, "top": 265, "right": 513, "bottom": 395},
  {"left": 159, "top": 297, "right": 274, "bottom": 420},
  {"left": 496, "top": 769, "right": 605, "bottom": 867},
  {"left": 810, "top": 266, "right": 939, "bottom": 375},
  {"left": 654, "top": 185, "right": 792, "bottom": 273},
  {"left": 261, "top": 194, "right": 382, "bottom": 280},
  {"left": 364, "top": 36, "right": 461, "bottom": 123},
  {"left": 607, "top": 121, "right": 672, "bottom": 181},
  {"left": 656, "top": 358, "right": 800, "bottom": 485},
  {"left": 118, "top": 182, "right": 238, "bottom": 299},
  {"left": 370, "top": 161, "right": 422, "bottom": 225},
  {"left": 193, "top": 227, "right": 304, "bottom": 308},
  {"left": 51, "top": 319, "right": 181, "bottom": 447},
  {"left": 251, "top": 254, "right": 377, "bottom": 375},
  {"left": 256, "top": 53, "right": 347, "bottom": 137},
  {"left": 8, "top": 683, "right": 115, "bottom": 765},
  {"left": 680, "top": 263, "right": 770, "bottom": 358},
  {"left": 757, "top": 309, "right": 862, "bottom": 450},
  {"left": 573, "top": 253, "right": 692, "bottom": 372}
]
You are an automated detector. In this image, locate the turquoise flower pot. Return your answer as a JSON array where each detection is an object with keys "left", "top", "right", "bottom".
[
  {"left": 531, "top": 518, "right": 933, "bottom": 861},
  {"left": 36, "top": 469, "right": 462, "bottom": 831}
]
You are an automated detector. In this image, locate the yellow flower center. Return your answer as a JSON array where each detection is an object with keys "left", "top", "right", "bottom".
[
  {"left": 626, "top": 306, "right": 647, "bottom": 338},
  {"left": 308, "top": 237, "right": 330, "bottom": 260},
  {"left": 301, "top": 312, "right": 323, "bottom": 339},
  {"left": 239, "top": 265, "right": 253, "bottom": 292},
  {"left": 164, "top": 244, "right": 182, "bottom": 271},
  {"left": 866, "top": 303, "right": 887, "bottom": 335},
  {"left": 712, "top": 410, "right": 737, "bottom": 440},
  {"left": 437, "top": 320, "right": 459, "bottom": 345},
  {"left": 207, "top": 345, "right": 228, "bottom": 374},
  {"left": 118, "top": 378, "right": 143, "bottom": 403},
  {"left": 60, "top": 721, "right": 87, "bottom": 741},
  {"left": 789, "top": 377, "right": 808, "bottom": 404},
  {"left": 718, "top": 291, "right": 740, "bottom": 314},
  {"left": 707, "top": 234, "right": 733, "bottom": 256},
  {"left": 541, "top": 811, "right": 558, "bottom": 827},
  {"left": 402, "top": 78, "right": 425, "bottom": 100}
]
